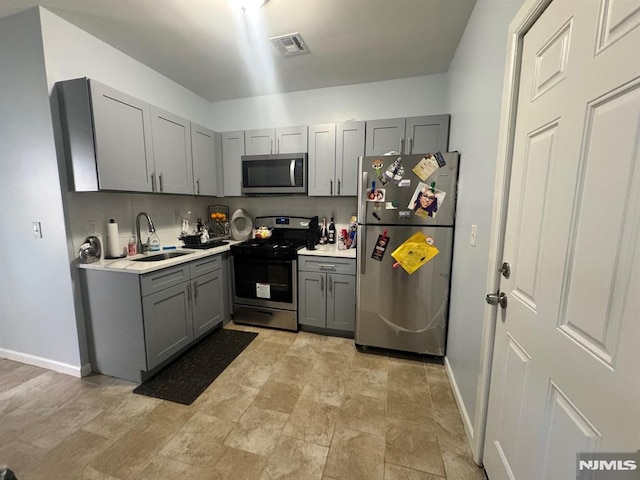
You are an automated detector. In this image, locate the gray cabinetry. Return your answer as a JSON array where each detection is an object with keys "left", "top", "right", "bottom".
[
  {"left": 142, "top": 282, "right": 193, "bottom": 370},
  {"left": 191, "top": 123, "right": 218, "bottom": 196},
  {"left": 150, "top": 107, "right": 194, "bottom": 194},
  {"left": 58, "top": 78, "right": 155, "bottom": 192},
  {"left": 81, "top": 253, "right": 227, "bottom": 383},
  {"left": 245, "top": 126, "right": 307, "bottom": 155},
  {"left": 365, "top": 115, "right": 450, "bottom": 155},
  {"left": 298, "top": 256, "right": 356, "bottom": 334},
  {"left": 308, "top": 121, "right": 364, "bottom": 196},
  {"left": 221, "top": 130, "right": 245, "bottom": 196}
]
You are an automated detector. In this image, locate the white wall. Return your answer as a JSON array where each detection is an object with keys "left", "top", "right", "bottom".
[
  {"left": 209, "top": 74, "right": 449, "bottom": 131},
  {"left": 0, "top": 8, "right": 83, "bottom": 373},
  {"left": 444, "top": 0, "right": 524, "bottom": 456},
  {"left": 39, "top": 8, "right": 211, "bottom": 127}
]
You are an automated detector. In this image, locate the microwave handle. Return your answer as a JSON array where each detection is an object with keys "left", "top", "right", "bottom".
[{"left": 290, "top": 160, "right": 296, "bottom": 187}]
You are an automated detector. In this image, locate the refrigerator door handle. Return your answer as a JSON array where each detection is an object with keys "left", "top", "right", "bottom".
[{"left": 360, "top": 225, "right": 366, "bottom": 275}]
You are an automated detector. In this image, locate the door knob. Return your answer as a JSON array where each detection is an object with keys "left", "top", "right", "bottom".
[{"left": 486, "top": 292, "right": 508, "bottom": 309}]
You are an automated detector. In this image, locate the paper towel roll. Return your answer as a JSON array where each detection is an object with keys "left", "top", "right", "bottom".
[{"left": 106, "top": 219, "right": 121, "bottom": 258}]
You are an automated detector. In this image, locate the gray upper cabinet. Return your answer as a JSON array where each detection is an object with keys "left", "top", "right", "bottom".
[
  {"left": 221, "top": 130, "right": 245, "bottom": 196},
  {"left": 84, "top": 79, "right": 155, "bottom": 192},
  {"left": 245, "top": 126, "right": 307, "bottom": 155},
  {"left": 244, "top": 128, "right": 274, "bottom": 155},
  {"left": 308, "top": 121, "right": 364, "bottom": 197},
  {"left": 308, "top": 124, "right": 336, "bottom": 196},
  {"left": 335, "top": 121, "right": 364, "bottom": 196},
  {"left": 365, "top": 115, "right": 450, "bottom": 155},
  {"left": 191, "top": 123, "right": 218, "bottom": 196},
  {"left": 150, "top": 107, "right": 193, "bottom": 194},
  {"left": 405, "top": 115, "right": 450, "bottom": 154}
]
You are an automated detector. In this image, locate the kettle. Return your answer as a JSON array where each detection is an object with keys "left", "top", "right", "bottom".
[{"left": 78, "top": 235, "right": 102, "bottom": 263}]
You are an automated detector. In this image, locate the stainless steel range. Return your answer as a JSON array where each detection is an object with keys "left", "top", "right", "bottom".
[{"left": 230, "top": 216, "right": 311, "bottom": 331}]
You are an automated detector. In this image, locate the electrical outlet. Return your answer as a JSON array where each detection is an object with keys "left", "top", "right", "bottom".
[{"left": 470, "top": 224, "right": 477, "bottom": 247}]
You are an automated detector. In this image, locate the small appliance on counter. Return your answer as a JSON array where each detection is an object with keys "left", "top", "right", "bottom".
[
  {"left": 78, "top": 235, "right": 102, "bottom": 263},
  {"left": 307, "top": 215, "right": 319, "bottom": 250}
]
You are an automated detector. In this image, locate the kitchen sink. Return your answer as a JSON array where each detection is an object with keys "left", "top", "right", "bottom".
[{"left": 131, "top": 251, "right": 193, "bottom": 262}]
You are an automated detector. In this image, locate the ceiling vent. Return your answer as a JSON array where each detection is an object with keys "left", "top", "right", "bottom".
[{"left": 270, "top": 33, "right": 309, "bottom": 57}]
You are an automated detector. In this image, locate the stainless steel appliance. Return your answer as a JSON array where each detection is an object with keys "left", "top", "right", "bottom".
[
  {"left": 230, "top": 216, "right": 311, "bottom": 331},
  {"left": 355, "top": 152, "right": 459, "bottom": 356},
  {"left": 241, "top": 153, "right": 307, "bottom": 195}
]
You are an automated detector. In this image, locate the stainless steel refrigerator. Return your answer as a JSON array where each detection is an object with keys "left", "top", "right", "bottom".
[{"left": 355, "top": 152, "right": 459, "bottom": 356}]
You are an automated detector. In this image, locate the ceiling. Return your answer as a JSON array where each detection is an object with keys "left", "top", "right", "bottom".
[{"left": 0, "top": 0, "right": 476, "bottom": 103}]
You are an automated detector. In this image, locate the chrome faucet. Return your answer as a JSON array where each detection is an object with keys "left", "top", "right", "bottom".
[{"left": 136, "top": 212, "right": 156, "bottom": 253}]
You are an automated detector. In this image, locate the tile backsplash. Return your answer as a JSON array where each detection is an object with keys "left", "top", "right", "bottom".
[{"left": 66, "top": 192, "right": 357, "bottom": 256}]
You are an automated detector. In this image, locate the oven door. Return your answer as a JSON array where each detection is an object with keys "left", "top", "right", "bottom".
[{"left": 232, "top": 256, "right": 297, "bottom": 310}]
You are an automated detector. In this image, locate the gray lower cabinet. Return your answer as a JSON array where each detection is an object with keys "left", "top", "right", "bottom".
[
  {"left": 81, "top": 253, "right": 227, "bottom": 382},
  {"left": 142, "top": 282, "right": 193, "bottom": 370},
  {"left": 298, "top": 256, "right": 356, "bottom": 334}
]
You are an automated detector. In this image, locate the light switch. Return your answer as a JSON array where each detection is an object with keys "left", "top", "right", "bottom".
[
  {"left": 470, "top": 224, "right": 477, "bottom": 247},
  {"left": 33, "top": 221, "right": 42, "bottom": 238}
]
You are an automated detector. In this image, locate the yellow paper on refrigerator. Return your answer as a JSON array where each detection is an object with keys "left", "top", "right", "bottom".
[{"left": 391, "top": 232, "right": 439, "bottom": 274}]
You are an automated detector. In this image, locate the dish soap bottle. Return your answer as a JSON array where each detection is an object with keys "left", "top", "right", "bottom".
[{"left": 148, "top": 231, "right": 161, "bottom": 252}]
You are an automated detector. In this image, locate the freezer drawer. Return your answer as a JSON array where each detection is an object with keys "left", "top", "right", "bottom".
[{"left": 355, "top": 225, "right": 453, "bottom": 356}]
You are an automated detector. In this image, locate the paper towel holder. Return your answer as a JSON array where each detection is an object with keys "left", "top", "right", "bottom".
[{"left": 105, "top": 218, "right": 126, "bottom": 259}]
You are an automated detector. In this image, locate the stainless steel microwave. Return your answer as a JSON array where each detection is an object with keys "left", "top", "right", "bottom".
[{"left": 241, "top": 153, "right": 307, "bottom": 195}]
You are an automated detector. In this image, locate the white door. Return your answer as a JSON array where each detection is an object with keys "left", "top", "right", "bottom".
[{"left": 484, "top": 0, "right": 640, "bottom": 479}]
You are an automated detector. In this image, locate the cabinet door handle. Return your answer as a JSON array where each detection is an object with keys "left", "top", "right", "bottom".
[
  {"left": 319, "top": 264, "right": 336, "bottom": 271},
  {"left": 337, "top": 179, "right": 341, "bottom": 195},
  {"left": 151, "top": 173, "right": 156, "bottom": 193},
  {"left": 320, "top": 275, "right": 324, "bottom": 292},
  {"left": 329, "top": 276, "right": 333, "bottom": 295},
  {"left": 187, "top": 284, "right": 192, "bottom": 306},
  {"left": 400, "top": 137, "right": 405, "bottom": 154},
  {"left": 194, "top": 281, "right": 199, "bottom": 303},
  {"left": 159, "top": 173, "right": 164, "bottom": 193},
  {"left": 330, "top": 179, "right": 333, "bottom": 195},
  {"left": 270, "top": 139, "right": 273, "bottom": 154},
  {"left": 409, "top": 138, "right": 413, "bottom": 154},
  {"left": 196, "top": 179, "right": 200, "bottom": 195},
  {"left": 277, "top": 138, "right": 280, "bottom": 153}
]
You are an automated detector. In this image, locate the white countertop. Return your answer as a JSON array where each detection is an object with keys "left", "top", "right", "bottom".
[
  {"left": 77, "top": 240, "right": 242, "bottom": 274},
  {"left": 298, "top": 244, "right": 357, "bottom": 258}
]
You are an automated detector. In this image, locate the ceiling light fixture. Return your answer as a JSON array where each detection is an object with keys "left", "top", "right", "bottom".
[{"left": 228, "top": 0, "right": 267, "bottom": 12}]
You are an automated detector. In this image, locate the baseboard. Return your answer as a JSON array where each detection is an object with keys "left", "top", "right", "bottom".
[
  {"left": 0, "top": 348, "right": 87, "bottom": 378},
  {"left": 444, "top": 356, "right": 475, "bottom": 444}
]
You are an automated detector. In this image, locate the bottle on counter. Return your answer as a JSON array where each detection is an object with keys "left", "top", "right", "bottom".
[
  {"left": 127, "top": 235, "right": 137, "bottom": 256},
  {"left": 328, "top": 217, "right": 336, "bottom": 244},
  {"left": 337, "top": 229, "right": 346, "bottom": 250},
  {"left": 319, "top": 217, "right": 328, "bottom": 244},
  {"left": 148, "top": 231, "right": 161, "bottom": 252}
]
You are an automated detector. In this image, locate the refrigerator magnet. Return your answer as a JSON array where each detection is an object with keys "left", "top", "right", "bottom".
[
  {"left": 384, "top": 157, "right": 405, "bottom": 182},
  {"left": 398, "top": 179, "right": 411, "bottom": 187},
  {"left": 371, "top": 233, "right": 390, "bottom": 261},
  {"left": 374, "top": 202, "right": 383, "bottom": 210},
  {"left": 408, "top": 182, "right": 446, "bottom": 219},
  {"left": 366, "top": 188, "right": 385, "bottom": 201},
  {"left": 371, "top": 158, "right": 384, "bottom": 170},
  {"left": 385, "top": 201, "right": 398, "bottom": 209},
  {"left": 412, "top": 152, "right": 446, "bottom": 181}
]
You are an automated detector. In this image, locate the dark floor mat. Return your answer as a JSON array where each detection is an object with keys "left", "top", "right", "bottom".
[{"left": 133, "top": 328, "right": 258, "bottom": 405}]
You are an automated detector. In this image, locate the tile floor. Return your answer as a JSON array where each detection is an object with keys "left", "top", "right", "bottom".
[{"left": 0, "top": 323, "right": 487, "bottom": 480}]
